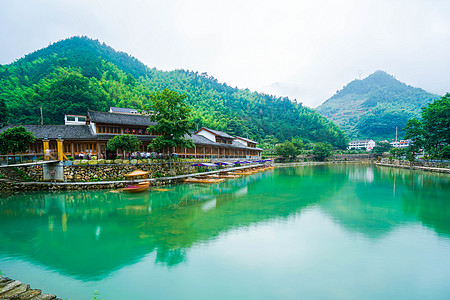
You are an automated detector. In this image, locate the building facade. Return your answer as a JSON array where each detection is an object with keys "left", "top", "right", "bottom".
[
  {"left": 348, "top": 140, "right": 376, "bottom": 151},
  {"left": 1, "top": 109, "right": 262, "bottom": 160}
]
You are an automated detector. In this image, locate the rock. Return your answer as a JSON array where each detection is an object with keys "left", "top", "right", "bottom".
[
  {"left": 15, "top": 289, "right": 42, "bottom": 299},
  {"left": 80, "top": 160, "right": 88, "bottom": 165},
  {"left": 0, "top": 283, "right": 29, "bottom": 298},
  {"left": 1, "top": 280, "right": 22, "bottom": 294},
  {"left": 97, "top": 159, "right": 105, "bottom": 164},
  {"left": 72, "top": 160, "right": 80, "bottom": 165},
  {"left": 32, "top": 294, "right": 57, "bottom": 300},
  {"left": 114, "top": 159, "right": 123, "bottom": 164},
  {"left": 122, "top": 160, "right": 130, "bottom": 164},
  {"left": 105, "top": 160, "right": 113, "bottom": 164},
  {"left": 88, "top": 160, "right": 97, "bottom": 165},
  {"left": 130, "top": 159, "right": 138, "bottom": 164}
]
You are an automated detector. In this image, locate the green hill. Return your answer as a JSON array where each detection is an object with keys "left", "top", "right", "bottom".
[
  {"left": 0, "top": 36, "right": 348, "bottom": 149},
  {"left": 315, "top": 70, "right": 439, "bottom": 140}
]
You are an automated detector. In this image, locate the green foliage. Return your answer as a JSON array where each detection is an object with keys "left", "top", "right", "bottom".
[
  {"left": 389, "top": 147, "right": 405, "bottom": 158},
  {"left": 106, "top": 134, "right": 141, "bottom": 153},
  {"left": 275, "top": 138, "right": 303, "bottom": 160},
  {"left": 316, "top": 70, "right": 439, "bottom": 140},
  {"left": 403, "top": 94, "right": 450, "bottom": 159},
  {"left": 146, "top": 89, "right": 195, "bottom": 153},
  {"left": 0, "top": 36, "right": 348, "bottom": 149},
  {"left": 0, "top": 98, "right": 9, "bottom": 126},
  {"left": 0, "top": 126, "right": 35, "bottom": 154},
  {"left": 372, "top": 141, "right": 392, "bottom": 154},
  {"left": 312, "top": 142, "right": 333, "bottom": 161},
  {"left": 421, "top": 93, "right": 450, "bottom": 155},
  {"left": 275, "top": 141, "right": 297, "bottom": 161}
]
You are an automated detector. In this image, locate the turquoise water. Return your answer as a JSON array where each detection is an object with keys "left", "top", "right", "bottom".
[{"left": 1, "top": 164, "right": 450, "bottom": 300}]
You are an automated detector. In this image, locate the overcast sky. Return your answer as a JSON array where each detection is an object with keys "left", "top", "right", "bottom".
[{"left": 1, "top": 0, "right": 449, "bottom": 107}]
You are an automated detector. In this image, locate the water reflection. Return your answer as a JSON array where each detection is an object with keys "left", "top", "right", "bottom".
[{"left": 0, "top": 165, "right": 449, "bottom": 282}]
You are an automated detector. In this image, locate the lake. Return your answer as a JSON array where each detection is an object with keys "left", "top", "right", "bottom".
[{"left": 1, "top": 164, "right": 450, "bottom": 300}]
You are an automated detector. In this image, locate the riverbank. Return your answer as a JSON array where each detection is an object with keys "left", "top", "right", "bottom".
[
  {"left": 376, "top": 158, "right": 450, "bottom": 174},
  {"left": 0, "top": 164, "right": 265, "bottom": 194},
  {"left": 0, "top": 276, "right": 60, "bottom": 299}
]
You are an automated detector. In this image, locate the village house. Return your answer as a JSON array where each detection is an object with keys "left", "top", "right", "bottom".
[{"left": 348, "top": 140, "right": 376, "bottom": 151}]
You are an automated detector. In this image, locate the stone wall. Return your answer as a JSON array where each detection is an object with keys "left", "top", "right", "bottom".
[
  {"left": 379, "top": 158, "right": 450, "bottom": 169},
  {"left": 64, "top": 162, "right": 197, "bottom": 182}
]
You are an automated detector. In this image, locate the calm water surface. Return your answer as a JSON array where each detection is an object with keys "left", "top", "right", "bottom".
[{"left": 1, "top": 164, "right": 450, "bottom": 300}]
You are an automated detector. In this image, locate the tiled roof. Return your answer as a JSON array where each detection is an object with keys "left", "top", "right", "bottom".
[
  {"left": 0, "top": 125, "right": 262, "bottom": 152},
  {"left": 109, "top": 107, "right": 138, "bottom": 113},
  {"left": 0, "top": 125, "right": 96, "bottom": 140},
  {"left": 88, "top": 111, "right": 156, "bottom": 126},
  {"left": 197, "top": 127, "right": 235, "bottom": 139},
  {"left": 235, "top": 136, "right": 257, "bottom": 144}
]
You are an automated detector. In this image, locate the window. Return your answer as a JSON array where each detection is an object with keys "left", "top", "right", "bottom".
[
  {"left": 78, "top": 117, "right": 86, "bottom": 122},
  {"left": 66, "top": 116, "right": 76, "bottom": 122}
]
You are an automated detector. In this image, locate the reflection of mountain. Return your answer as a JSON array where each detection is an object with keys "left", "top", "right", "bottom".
[
  {"left": 319, "top": 166, "right": 450, "bottom": 239},
  {"left": 0, "top": 168, "right": 348, "bottom": 280}
]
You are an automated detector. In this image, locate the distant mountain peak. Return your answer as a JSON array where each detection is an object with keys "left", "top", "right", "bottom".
[{"left": 315, "top": 70, "right": 439, "bottom": 140}]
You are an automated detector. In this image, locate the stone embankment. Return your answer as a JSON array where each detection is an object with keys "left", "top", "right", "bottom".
[
  {"left": 377, "top": 158, "right": 450, "bottom": 174},
  {"left": 0, "top": 163, "right": 265, "bottom": 193},
  {"left": 0, "top": 276, "right": 60, "bottom": 300}
]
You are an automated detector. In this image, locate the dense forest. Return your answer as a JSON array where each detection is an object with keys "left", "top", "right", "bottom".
[
  {"left": 315, "top": 71, "right": 439, "bottom": 140},
  {"left": 0, "top": 36, "right": 348, "bottom": 149}
]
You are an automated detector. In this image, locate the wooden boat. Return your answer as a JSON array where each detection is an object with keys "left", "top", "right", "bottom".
[
  {"left": 184, "top": 178, "right": 225, "bottom": 184},
  {"left": 122, "top": 181, "right": 150, "bottom": 193}
]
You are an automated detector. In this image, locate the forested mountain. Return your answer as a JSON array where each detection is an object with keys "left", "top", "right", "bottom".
[
  {"left": 0, "top": 36, "right": 348, "bottom": 148},
  {"left": 315, "top": 71, "right": 439, "bottom": 140}
]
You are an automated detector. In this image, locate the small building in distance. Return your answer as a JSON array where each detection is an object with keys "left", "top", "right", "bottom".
[
  {"left": 348, "top": 140, "right": 376, "bottom": 151},
  {"left": 64, "top": 115, "right": 87, "bottom": 125},
  {"left": 109, "top": 107, "right": 140, "bottom": 115},
  {"left": 390, "top": 140, "right": 411, "bottom": 148}
]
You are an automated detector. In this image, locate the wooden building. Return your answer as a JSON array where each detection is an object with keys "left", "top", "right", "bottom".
[{"left": 1, "top": 110, "right": 262, "bottom": 160}]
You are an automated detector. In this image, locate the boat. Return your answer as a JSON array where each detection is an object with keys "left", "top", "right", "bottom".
[
  {"left": 122, "top": 169, "right": 150, "bottom": 193},
  {"left": 183, "top": 178, "right": 225, "bottom": 184},
  {"left": 122, "top": 181, "right": 150, "bottom": 193}
]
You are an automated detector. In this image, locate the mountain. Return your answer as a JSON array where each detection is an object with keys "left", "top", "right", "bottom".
[
  {"left": 315, "top": 70, "right": 439, "bottom": 140},
  {"left": 0, "top": 36, "right": 348, "bottom": 148}
]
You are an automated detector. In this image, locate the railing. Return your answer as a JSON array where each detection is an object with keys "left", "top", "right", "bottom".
[{"left": 0, "top": 153, "right": 48, "bottom": 166}]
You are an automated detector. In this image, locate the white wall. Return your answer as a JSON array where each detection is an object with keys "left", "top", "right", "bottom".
[{"left": 197, "top": 129, "right": 216, "bottom": 142}]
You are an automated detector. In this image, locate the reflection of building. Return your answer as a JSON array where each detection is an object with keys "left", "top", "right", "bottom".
[
  {"left": 1, "top": 108, "right": 262, "bottom": 159},
  {"left": 348, "top": 140, "right": 376, "bottom": 151}
]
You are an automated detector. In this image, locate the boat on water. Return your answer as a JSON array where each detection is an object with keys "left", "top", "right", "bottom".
[
  {"left": 184, "top": 178, "right": 225, "bottom": 184},
  {"left": 122, "top": 169, "right": 150, "bottom": 193},
  {"left": 122, "top": 181, "right": 151, "bottom": 193}
]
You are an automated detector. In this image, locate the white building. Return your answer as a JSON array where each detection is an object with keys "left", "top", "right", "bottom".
[
  {"left": 390, "top": 140, "right": 411, "bottom": 148},
  {"left": 348, "top": 140, "right": 376, "bottom": 151},
  {"left": 64, "top": 115, "right": 87, "bottom": 125}
]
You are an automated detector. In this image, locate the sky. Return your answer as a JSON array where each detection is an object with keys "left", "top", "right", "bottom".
[{"left": 1, "top": 0, "right": 449, "bottom": 107}]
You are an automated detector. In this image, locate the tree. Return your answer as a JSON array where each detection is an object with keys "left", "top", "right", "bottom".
[
  {"left": 0, "top": 99, "right": 9, "bottom": 126},
  {"left": 372, "top": 141, "right": 392, "bottom": 154},
  {"left": 0, "top": 126, "right": 35, "bottom": 154},
  {"left": 312, "top": 142, "right": 333, "bottom": 161},
  {"left": 421, "top": 93, "right": 450, "bottom": 156},
  {"left": 146, "top": 89, "right": 196, "bottom": 155},
  {"left": 403, "top": 118, "right": 425, "bottom": 153},
  {"left": 106, "top": 134, "right": 141, "bottom": 157},
  {"left": 275, "top": 141, "right": 297, "bottom": 161}
]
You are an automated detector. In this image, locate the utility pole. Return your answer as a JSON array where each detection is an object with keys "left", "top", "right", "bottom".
[
  {"left": 395, "top": 126, "right": 398, "bottom": 142},
  {"left": 40, "top": 106, "right": 43, "bottom": 125}
]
